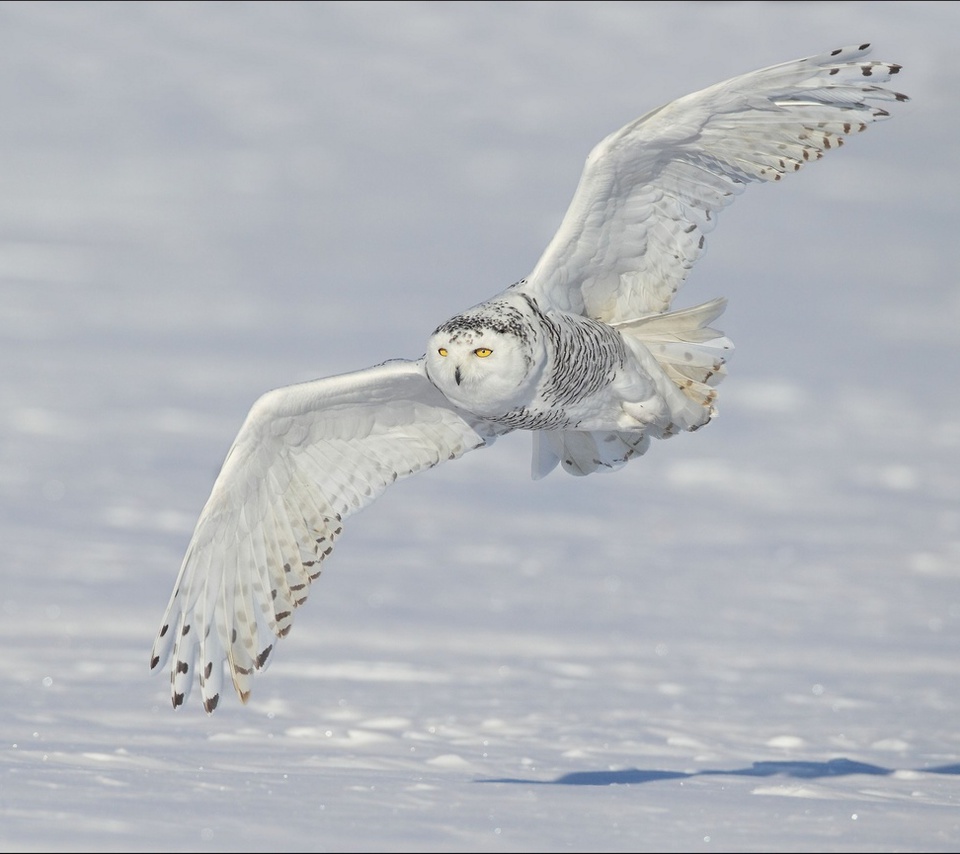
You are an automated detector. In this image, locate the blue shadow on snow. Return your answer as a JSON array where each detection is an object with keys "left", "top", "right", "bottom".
[{"left": 478, "top": 757, "right": 960, "bottom": 786}]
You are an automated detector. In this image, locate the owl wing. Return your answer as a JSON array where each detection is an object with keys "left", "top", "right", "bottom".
[
  {"left": 150, "top": 358, "right": 499, "bottom": 712},
  {"left": 515, "top": 43, "right": 907, "bottom": 323}
]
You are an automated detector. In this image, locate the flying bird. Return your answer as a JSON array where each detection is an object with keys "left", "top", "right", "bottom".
[{"left": 151, "top": 43, "right": 907, "bottom": 713}]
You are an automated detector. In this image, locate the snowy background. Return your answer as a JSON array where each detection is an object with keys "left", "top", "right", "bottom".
[{"left": 2, "top": 2, "right": 959, "bottom": 851}]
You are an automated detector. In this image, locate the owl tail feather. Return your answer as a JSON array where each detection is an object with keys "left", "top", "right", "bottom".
[
  {"left": 531, "top": 298, "right": 734, "bottom": 480},
  {"left": 616, "top": 296, "right": 734, "bottom": 424},
  {"left": 532, "top": 429, "right": 651, "bottom": 479}
]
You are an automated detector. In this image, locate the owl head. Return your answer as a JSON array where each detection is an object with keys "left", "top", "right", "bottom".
[{"left": 425, "top": 297, "right": 545, "bottom": 416}]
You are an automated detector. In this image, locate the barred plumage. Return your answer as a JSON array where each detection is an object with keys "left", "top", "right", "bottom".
[{"left": 151, "top": 43, "right": 907, "bottom": 712}]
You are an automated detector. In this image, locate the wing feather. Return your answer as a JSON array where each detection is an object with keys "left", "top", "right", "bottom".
[
  {"left": 150, "top": 358, "right": 498, "bottom": 710},
  {"left": 517, "top": 42, "right": 907, "bottom": 322}
]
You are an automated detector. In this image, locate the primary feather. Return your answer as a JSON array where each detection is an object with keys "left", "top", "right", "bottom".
[
  {"left": 151, "top": 43, "right": 907, "bottom": 711},
  {"left": 519, "top": 42, "right": 906, "bottom": 321}
]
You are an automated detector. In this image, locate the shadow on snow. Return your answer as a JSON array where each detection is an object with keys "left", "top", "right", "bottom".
[{"left": 478, "top": 758, "right": 960, "bottom": 786}]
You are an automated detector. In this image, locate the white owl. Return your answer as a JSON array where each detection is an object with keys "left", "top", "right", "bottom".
[{"left": 151, "top": 43, "right": 907, "bottom": 712}]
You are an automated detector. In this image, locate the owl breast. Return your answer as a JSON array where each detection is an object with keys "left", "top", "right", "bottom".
[{"left": 489, "top": 308, "right": 635, "bottom": 430}]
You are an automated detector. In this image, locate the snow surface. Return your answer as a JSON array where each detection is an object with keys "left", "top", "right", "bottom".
[{"left": 2, "top": 2, "right": 959, "bottom": 852}]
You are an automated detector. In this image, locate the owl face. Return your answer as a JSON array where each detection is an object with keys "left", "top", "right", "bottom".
[{"left": 425, "top": 302, "right": 542, "bottom": 416}]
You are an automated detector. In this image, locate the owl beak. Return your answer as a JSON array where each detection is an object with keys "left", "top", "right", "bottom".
[{"left": 454, "top": 366, "right": 462, "bottom": 385}]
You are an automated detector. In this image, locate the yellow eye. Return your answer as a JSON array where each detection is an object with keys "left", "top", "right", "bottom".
[
  {"left": 474, "top": 347, "right": 493, "bottom": 358},
  {"left": 437, "top": 348, "right": 448, "bottom": 357}
]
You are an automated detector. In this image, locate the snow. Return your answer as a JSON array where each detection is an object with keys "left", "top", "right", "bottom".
[{"left": 2, "top": 2, "right": 959, "bottom": 851}]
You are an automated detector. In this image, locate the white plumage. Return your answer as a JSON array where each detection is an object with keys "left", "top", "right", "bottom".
[{"left": 151, "top": 43, "right": 907, "bottom": 712}]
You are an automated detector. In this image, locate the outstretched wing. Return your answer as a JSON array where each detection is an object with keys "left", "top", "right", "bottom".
[
  {"left": 150, "top": 358, "right": 499, "bottom": 712},
  {"left": 516, "top": 43, "right": 907, "bottom": 323}
]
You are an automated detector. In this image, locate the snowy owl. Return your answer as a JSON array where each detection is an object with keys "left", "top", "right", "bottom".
[{"left": 151, "top": 43, "right": 907, "bottom": 712}]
